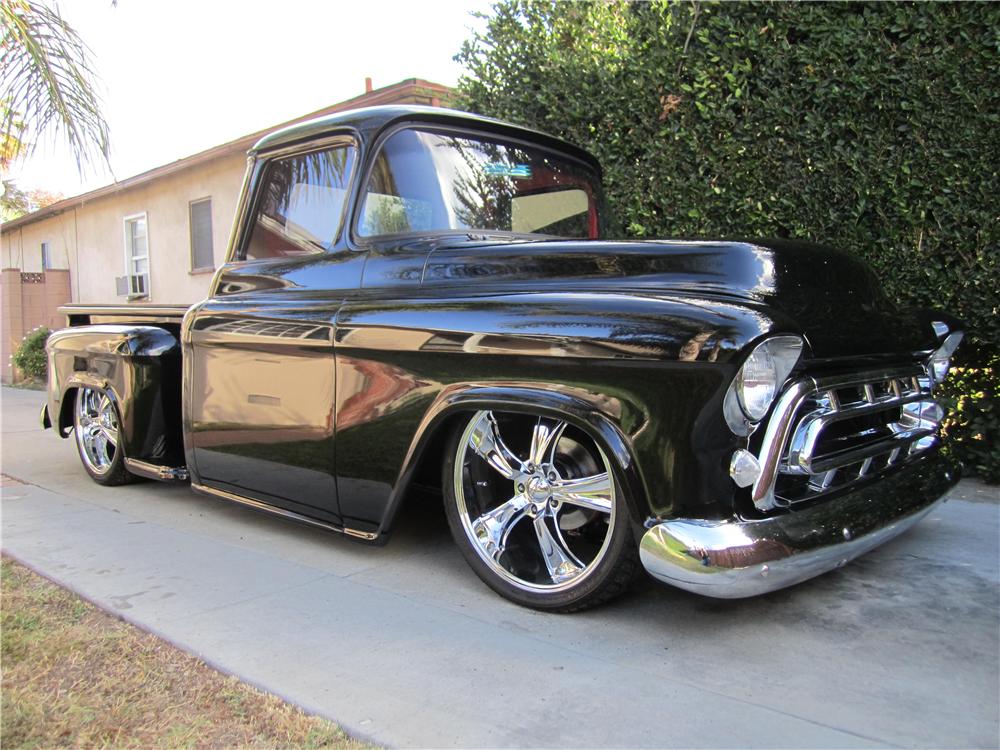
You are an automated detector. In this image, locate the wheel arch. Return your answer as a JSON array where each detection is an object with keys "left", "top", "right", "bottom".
[
  {"left": 55, "top": 375, "right": 123, "bottom": 437},
  {"left": 377, "top": 383, "right": 651, "bottom": 537},
  {"left": 57, "top": 384, "right": 78, "bottom": 436}
]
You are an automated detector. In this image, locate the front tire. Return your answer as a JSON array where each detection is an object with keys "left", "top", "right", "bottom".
[
  {"left": 443, "top": 410, "right": 638, "bottom": 612},
  {"left": 73, "top": 387, "right": 136, "bottom": 486}
]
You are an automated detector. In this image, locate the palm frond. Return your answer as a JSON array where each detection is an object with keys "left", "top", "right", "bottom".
[{"left": 0, "top": 0, "right": 111, "bottom": 174}]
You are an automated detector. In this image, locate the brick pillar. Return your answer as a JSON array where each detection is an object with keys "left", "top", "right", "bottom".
[
  {"left": 43, "top": 269, "right": 71, "bottom": 330},
  {"left": 21, "top": 272, "right": 47, "bottom": 334},
  {"left": 2, "top": 269, "right": 24, "bottom": 384},
  {"left": 0, "top": 268, "right": 71, "bottom": 384}
]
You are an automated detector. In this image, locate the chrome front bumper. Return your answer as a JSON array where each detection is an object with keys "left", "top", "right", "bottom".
[{"left": 639, "top": 449, "right": 960, "bottom": 598}]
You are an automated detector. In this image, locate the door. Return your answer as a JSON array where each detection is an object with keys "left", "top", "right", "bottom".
[{"left": 184, "top": 139, "right": 362, "bottom": 525}]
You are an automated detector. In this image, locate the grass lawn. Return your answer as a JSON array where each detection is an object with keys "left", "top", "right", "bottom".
[{"left": 1, "top": 556, "right": 370, "bottom": 749}]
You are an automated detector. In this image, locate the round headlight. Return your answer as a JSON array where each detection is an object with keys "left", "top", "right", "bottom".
[
  {"left": 724, "top": 335, "right": 804, "bottom": 434},
  {"left": 737, "top": 345, "right": 778, "bottom": 421}
]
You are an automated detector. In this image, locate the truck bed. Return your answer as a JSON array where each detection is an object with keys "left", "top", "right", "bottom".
[{"left": 59, "top": 303, "right": 190, "bottom": 327}]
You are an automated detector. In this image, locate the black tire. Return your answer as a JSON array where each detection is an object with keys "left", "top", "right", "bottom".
[
  {"left": 443, "top": 410, "right": 638, "bottom": 612},
  {"left": 73, "top": 387, "right": 137, "bottom": 486}
]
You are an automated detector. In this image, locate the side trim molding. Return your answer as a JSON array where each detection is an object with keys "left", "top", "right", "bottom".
[{"left": 191, "top": 482, "right": 378, "bottom": 541}]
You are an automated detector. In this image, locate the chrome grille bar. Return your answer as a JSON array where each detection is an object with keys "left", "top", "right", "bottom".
[
  {"left": 788, "top": 391, "right": 933, "bottom": 474},
  {"left": 751, "top": 366, "right": 938, "bottom": 511},
  {"left": 806, "top": 426, "right": 935, "bottom": 474}
]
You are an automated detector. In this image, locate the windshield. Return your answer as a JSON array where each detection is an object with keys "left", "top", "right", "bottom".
[{"left": 358, "top": 128, "right": 601, "bottom": 239}]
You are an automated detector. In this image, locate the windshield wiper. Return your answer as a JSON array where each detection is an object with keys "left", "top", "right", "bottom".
[
  {"left": 391, "top": 232, "right": 559, "bottom": 252},
  {"left": 465, "top": 232, "right": 531, "bottom": 242}
]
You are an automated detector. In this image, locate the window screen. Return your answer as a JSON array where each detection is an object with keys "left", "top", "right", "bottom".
[
  {"left": 243, "top": 145, "right": 356, "bottom": 261},
  {"left": 190, "top": 199, "right": 214, "bottom": 270}
]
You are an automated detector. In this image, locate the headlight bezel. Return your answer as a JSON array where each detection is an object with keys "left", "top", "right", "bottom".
[
  {"left": 724, "top": 335, "right": 804, "bottom": 435},
  {"left": 928, "top": 327, "right": 964, "bottom": 385}
]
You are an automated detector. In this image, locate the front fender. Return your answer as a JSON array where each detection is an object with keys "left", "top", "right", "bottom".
[
  {"left": 377, "top": 382, "right": 651, "bottom": 536},
  {"left": 333, "top": 290, "right": 790, "bottom": 537}
]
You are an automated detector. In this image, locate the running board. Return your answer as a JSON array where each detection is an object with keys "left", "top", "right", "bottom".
[
  {"left": 125, "top": 458, "right": 190, "bottom": 482},
  {"left": 190, "top": 482, "right": 379, "bottom": 541}
]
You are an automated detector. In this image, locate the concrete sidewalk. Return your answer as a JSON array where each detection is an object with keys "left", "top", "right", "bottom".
[{"left": 2, "top": 385, "right": 998, "bottom": 748}]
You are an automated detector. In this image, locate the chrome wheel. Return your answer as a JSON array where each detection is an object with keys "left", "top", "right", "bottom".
[
  {"left": 453, "top": 410, "right": 616, "bottom": 593},
  {"left": 75, "top": 388, "right": 120, "bottom": 476}
]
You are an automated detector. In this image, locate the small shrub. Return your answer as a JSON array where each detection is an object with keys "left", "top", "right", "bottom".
[
  {"left": 12, "top": 327, "right": 50, "bottom": 382},
  {"left": 940, "top": 360, "right": 999, "bottom": 484}
]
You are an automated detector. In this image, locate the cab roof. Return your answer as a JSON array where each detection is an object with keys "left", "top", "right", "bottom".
[{"left": 249, "top": 105, "right": 601, "bottom": 174}]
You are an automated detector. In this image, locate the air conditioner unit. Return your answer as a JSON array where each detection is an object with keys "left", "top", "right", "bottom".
[{"left": 115, "top": 274, "right": 148, "bottom": 298}]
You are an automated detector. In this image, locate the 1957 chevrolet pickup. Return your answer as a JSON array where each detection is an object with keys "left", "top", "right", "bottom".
[{"left": 42, "top": 105, "right": 964, "bottom": 611}]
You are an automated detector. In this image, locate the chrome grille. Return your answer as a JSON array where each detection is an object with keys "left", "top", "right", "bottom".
[{"left": 751, "top": 367, "right": 941, "bottom": 511}]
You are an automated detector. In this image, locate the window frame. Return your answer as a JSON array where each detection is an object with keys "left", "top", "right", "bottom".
[
  {"left": 188, "top": 197, "right": 215, "bottom": 274},
  {"left": 349, "top": 123, "right": 604, "bottom": 247},
  {"left": 122, "top": 211, "right": 150, "bottom": 300},
  {"left": 229, "top": 134, "right": 359, "bottom": 264},
  {"left": 40, "top": 241, "right": 50, "bottom": 270}
]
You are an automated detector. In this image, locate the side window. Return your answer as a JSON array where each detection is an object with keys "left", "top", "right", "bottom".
[{"left": 242, "top": 144, "right": 356, "bottom": 261}]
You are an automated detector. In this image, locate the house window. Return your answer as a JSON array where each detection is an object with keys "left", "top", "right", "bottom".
[
  {"left": 41, "top": 241, "right": 50, "bottom": 270},
  {"left": 189, "top": 198, "right": 214, "bottom": 271},
  {"left": 123, "top": 213, "right": 149, "bottom": 298}
]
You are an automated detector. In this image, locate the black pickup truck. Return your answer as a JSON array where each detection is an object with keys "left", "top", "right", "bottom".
[{"left": 42, "top": 105, "right": 963, "bottom": 611}]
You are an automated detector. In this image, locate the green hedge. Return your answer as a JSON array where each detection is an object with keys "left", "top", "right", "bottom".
[{"left": 457, "top": 0, "right": 999, "bottom": 481}]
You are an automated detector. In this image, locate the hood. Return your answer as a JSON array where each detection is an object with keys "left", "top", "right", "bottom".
[{"left": 422, "top": 237, "right": 940, "bottom": 361}]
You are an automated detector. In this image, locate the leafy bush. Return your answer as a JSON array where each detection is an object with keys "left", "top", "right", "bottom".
[
  {"left": 457, "top": 0, "right": 999, "bottom": 481},
  {"left": 12, "top": 327, "right": 50, "bottom": 381},
  {"left": 940, "top": 361, "right": 999, "bottom": 483}
]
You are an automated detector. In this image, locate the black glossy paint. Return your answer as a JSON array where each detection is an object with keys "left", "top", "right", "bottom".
[
  {"left": 184, "top": 295, "right": 345, "bottom": 524},
  {"left": 48, "top": 106, "right": 957, "bottom": 541}
]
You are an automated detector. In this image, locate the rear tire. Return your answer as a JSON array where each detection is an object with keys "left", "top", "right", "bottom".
[
  {"left": 73, "top": 387, "right": 136, "bottom": 486},
  {"left": 443, "top": 410, "right": 638, "bottom": 612}
]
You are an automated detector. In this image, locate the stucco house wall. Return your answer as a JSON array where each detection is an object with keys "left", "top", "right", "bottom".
[
  {"left": 3, "top": 153, "right": 245, "bottom": 304},
  {"left": 2, "top": 216, "right": 73, "bottom": 273}
]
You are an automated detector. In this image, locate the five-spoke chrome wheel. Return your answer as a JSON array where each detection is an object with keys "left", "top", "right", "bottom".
[
  {"left": 444, "top": 410, "right": 636, "bottom": 611},
  {"left": 73, "top": 387, "right": 134, "bottom": 485}
]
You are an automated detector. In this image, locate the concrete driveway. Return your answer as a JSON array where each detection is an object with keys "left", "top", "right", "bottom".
[{"left": 2, "top": 385, "right": 998, "bottom": 748}]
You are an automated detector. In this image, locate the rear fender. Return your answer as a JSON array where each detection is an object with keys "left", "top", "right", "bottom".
[{"left": 46, "top": 325, "right": 184, "bottom": 467}]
